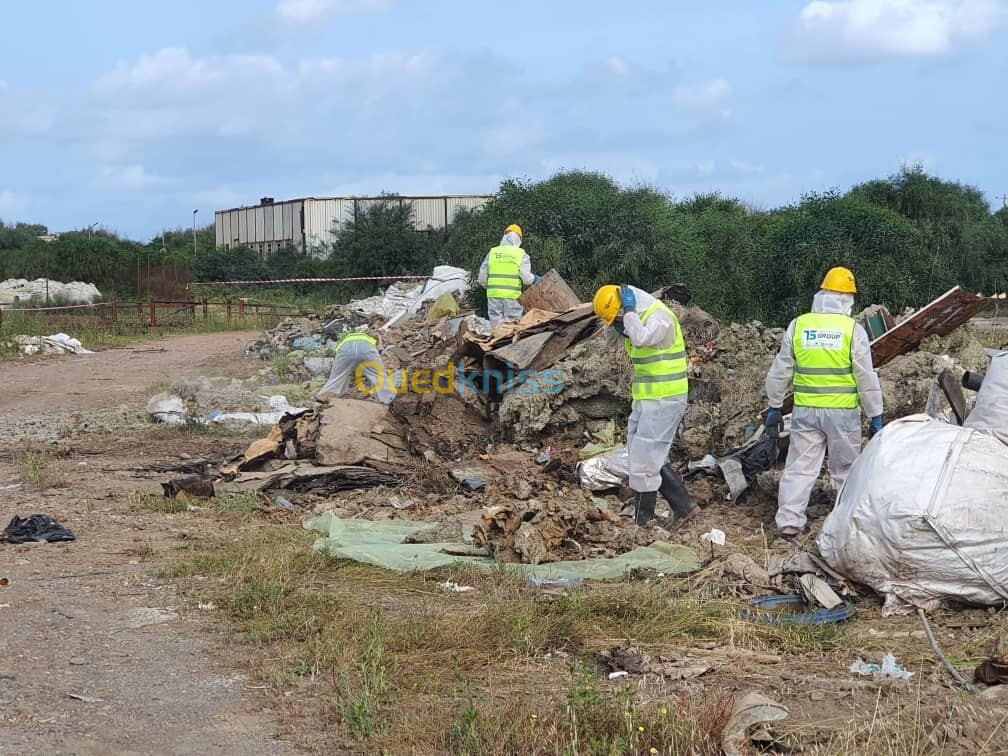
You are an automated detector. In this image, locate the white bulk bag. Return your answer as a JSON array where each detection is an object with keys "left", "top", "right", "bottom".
[{"left": 817, "top": 354, "right": 1008, "bottom": 615}]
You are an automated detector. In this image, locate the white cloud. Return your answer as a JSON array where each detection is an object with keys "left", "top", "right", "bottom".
[
  {"left": 797, "top": 0, "right": 1006, "bottom": 59},
  {"left": 276, "top": 0, "right": 391, "bottom": 24},
  {"left": 670, "top": 78, "right": 731, "bottom": 108},
  {"left": 97, "top": 164, "right": 166, "bottom": 190},
  {"left": 95, "top": 48, "right": 284, "bottom": 103},
  {"left": 730, "top": 160, "right": 765, "bottom": 174}
]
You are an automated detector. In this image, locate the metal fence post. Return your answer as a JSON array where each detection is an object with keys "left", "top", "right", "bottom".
[
  {"left": 149, "top": 299, "right": 157, "bottom": 327},
  {"left": 202, "top": 298, "right": 208, "bottom": 321}
]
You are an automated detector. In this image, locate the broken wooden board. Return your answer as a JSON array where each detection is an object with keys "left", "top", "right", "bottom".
[
  {"left": 518, "top": 269, "right": 581, "bottom": 313},
  {"left": 484, "top": 308, "right": 560, "bottom": 343},
  {"left": 938, "top": 368, "right": 968, "bottom": 425},
  {"left": 871, "top": 286, "right": 992, "bottom": 368},
  {"left": 316, "top": 398, "right": 412, "bottom": 468},
  {"left": 486, "top": 331, "right": 554, "bottom": 373},
  {"left": 777, "top": 286, "right": 992, "bottom": 416}
]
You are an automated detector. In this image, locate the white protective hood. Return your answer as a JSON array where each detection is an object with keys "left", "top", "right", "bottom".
[{"left": 817, "top": 352, "right": 1008, "bottom": 614}]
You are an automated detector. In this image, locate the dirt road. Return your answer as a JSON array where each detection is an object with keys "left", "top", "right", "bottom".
[{"left": 0, "top": 332, "right": 296, "bottom": 754}]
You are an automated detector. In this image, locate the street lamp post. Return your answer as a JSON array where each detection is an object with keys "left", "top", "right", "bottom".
[{"left": 192, "top": 209, "right": 198, "bottom": 256}]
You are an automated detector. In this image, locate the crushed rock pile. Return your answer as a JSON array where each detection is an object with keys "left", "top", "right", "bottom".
[{"left": 877, "top": 327, "right": 989, "bottom": 419}]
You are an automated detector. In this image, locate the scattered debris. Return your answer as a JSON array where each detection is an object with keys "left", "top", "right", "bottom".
[
  {"left": 529, "top": 577, "right": 584, "bottom": 588},
  {"left": 12, "top": 333, "right": 92, "bottom": 356},
  {"left": 721, "top": 691, "right": 789, "bottom": 756},
  {"left": 598, "top": 643, "right": 715, "bottom": 681},
  {"left": 798, "top": 573, "right": 843, "bottom": 610},
  {"left": 850, "top": 654, "right": 914, "bottom": 681},
  {"left": 700, "top": 529, "right": 726, "bottom": 547},
  {"left": 161, "top": 476, "right": 215, "bottom": 500},
  {"left": 67, "top": 693, "right": 104, "bottom": 704},
  {"left": 438, "top": 581, "right": 475, "bottom": 594},
  {"left": 743, "top": 594, "right": 855, "bottom": 625},
  {"left": 2, "top": 514, "right": 76, "bottom": 544},
  {"left": 147, "top": 393, "right": 188, "bottom": 425},
  {"left": 472, "top": 496, "right": 651, "bottom": 565}
]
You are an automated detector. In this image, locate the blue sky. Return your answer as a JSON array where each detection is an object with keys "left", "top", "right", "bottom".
[{"left": 1, "top": 0, "right": 1006, "bottom": 240}]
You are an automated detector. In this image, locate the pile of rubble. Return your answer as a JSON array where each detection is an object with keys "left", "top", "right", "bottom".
[{"left": 160, "top": 272, "right": 1002, "bottom": 568}]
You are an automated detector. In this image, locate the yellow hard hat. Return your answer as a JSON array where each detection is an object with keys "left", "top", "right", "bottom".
[
  {"left": 504, "top": 223, "right": 523, "bottom": 239},
  {"left": 593, "top": 285, "right": 622, "bottom": 326},
  {"left": 821, "top": 266, "right": 857, "bottom": 294}
]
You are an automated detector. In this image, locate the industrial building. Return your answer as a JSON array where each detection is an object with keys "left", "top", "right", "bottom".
[{"left": 214, "top": 195, "right": 493, "bottom": 257}]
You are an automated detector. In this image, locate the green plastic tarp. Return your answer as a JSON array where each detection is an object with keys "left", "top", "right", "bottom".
[{"left": 304, "top": 513, "right": 700, "bottom": 580}]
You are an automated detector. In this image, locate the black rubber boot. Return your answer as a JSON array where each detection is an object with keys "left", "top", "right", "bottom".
[
  {"left": 659, "top": 464, "right": 695, "bottom": 519},
  {"left": 633, "top": 491, "right": 658, "bottom": 526}
]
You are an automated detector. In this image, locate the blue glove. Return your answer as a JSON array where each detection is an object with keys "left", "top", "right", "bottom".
[
  {"left": 869, "top": 415, "right": 883, "bottom": 438},
  {"left": 620, "top": 286, "right": 636, "bottom": 311},
  {"left": 765, "top": 407, "right": 783, "bottom": 439},
  {"left": 533, "top": 274, "right": 542, "bottom": 284}
]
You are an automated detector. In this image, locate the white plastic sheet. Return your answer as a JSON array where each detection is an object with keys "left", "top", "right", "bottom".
[
  {"left": 15, "top": 333, "right": 92, "bottom": 355},
  {"left": 208, "top": 395, "right": 308, "bottom": 426},
  {"left": 817, "top": 413, "right": 1008, "bottom": 614},
  {"left": 382, "top": 266, "right": 470, "bottom": 330}
]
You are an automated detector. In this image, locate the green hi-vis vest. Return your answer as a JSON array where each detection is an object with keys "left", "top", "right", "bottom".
[
  {"left": 337, "top": 332, "right": 376, "bottom": 350},
  {"left": 625, "top": 300, "right": 689, "bottom": 401},
  {"left": 792, "top": 312, "right": 858, "bottom": 409},
  {"left": 486, "top": 245, "right": 525, "bottom": 300}
]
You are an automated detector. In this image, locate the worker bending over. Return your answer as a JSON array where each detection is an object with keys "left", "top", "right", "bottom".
[
  {"left": 593, "top": 284, "right": 699, "bottom": 527},
  {"left": 765, "top": 267, "right": 883, "bottom": 538},
  {"left": 477, "top": 224, "right": 540, "bottom": 329},
  {"left": 316, "top": 330, "right": 394, "bottom": 404}
]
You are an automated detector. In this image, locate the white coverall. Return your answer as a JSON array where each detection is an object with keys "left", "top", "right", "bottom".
[
  {"left": 316, "top": 339, "right": 395, "bottom": 404},
  {"left": 477, "top": 231, "right": 536, "bottom": 329},
  {"left": 766, "top": 290, "right": 883, "bottom": 531},
  {"left": 605, "top": 285, "right": 688, "bottom": 492},
  {"left": 964, "top": 352, "right": 1008, "bottom": 443}
]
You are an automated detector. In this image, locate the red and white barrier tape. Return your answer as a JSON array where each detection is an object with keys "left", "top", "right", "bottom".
[{"left": 191, "top": 275, "right": 431, "bottom": 286}]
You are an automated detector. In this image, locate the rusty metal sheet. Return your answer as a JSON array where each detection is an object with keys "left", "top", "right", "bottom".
[{"left": 870, "top": 286, "right": 992, "bottom": 368}]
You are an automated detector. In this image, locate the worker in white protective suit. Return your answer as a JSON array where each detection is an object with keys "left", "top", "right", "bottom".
[
  {"left": 316, "top": 330, "right": 395, "bottom": 404},
  {"left": 477, "top": 224, "right": 540, "bottom": 329},
  {"left": 764, "top": 266, "right": 883, "bottom": 538},
  {"left": 593, "top": 284, "right": 699, "bottom": 527}
]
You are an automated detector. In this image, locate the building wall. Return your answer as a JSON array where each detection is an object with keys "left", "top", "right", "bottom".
[{"left": 215, "top": 195, "right": 493, "bottom": 258}]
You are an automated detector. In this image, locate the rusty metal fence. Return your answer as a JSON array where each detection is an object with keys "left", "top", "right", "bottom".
[{"left": 0, "top": 298, "right": 301, "bottom": 332}]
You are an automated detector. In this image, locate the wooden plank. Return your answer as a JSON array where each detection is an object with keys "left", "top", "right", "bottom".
[
  {"left": 518, "top": 269, "right": 581, "bottom": 313},
  {"left": 870, "top": 287, "right": 992, "bottom": 368},
  {"left": 938, "top": 368, "right": 967, "bottom": 425},
  {"left": 775, "top": 286, "right": 992, "bottom": 416}
]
